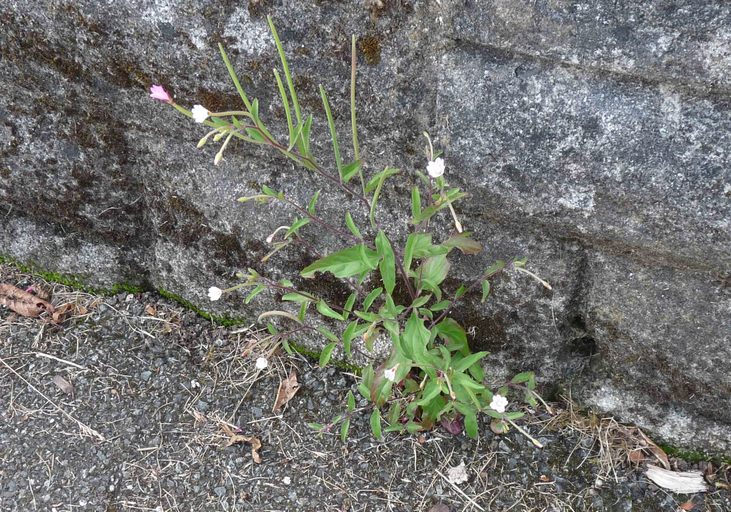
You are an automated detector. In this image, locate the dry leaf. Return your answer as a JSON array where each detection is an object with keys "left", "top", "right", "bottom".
[
  {"left": 679, "top": 501, "right": 696, "bottom": 511},
  {"left": 52, "top": 302, "right": 76, "bottom": 324},
  {"left": 144, "top": 304, "right": 157, "bottom": 316},
  {"left": 446, "top": 462, "right": 469, "bottom": 485},
  {"left": 646, "top": 464, "right": 708, "bottom": 493},
  {"left": 51, "top": 375, "right": 74, "bottom": 395},
  {"left": 539, "top": 474, "right": 552, "bottom": 482},
  {"left": 628, "top": 449, "right": 646, "bottom": 465},
  {"left": 220, "top": 423, "right": 261, "bottom": 463},
  {"left": 272, "top": 370, "right": 300, "bottom": 412},
  {"left": 0, "top": 284, "right": 55, "bottom": 318},
  {"left": 427, "top": 504, "right": 451, "bottom": 512},
  {"left": 637, "top": 428, "right": 670, "bottom": 469}
]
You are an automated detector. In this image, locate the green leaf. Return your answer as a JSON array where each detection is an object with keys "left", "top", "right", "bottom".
[
  {"left": 417, "top": 254, "right": 450, "bottom": 291},
  {"left": 218, "top": 43, "right": 253, "bottom": 111},
  {"left": 410, "top": 294, "right": 432, "bottom": 309},
  {"left": 402, "top": 312, "right": 430, "bottom": 361},
  {"left": 362, "top": 364, "right": 375, "bottom": 388},
  {"left": 308, "top": 422, "right": 324, "bottom": 431},
  {"left": 481, "top": 280, "right": 491, "bottom": 303},
  {"left": 244, "top": 284, "right": 266, "bottom": 304},
  {"left": 267, "top": 16, "right": 302, "bottom": 129},
  {"left": 484, "top": 260, "right": 506, "bottom": 278},
  {"left": 301, "top": 245, "right": 378, "bottom": 279},
  {"left": 430, "top": 299, "right": 451, "bottom": 312},
  {"left": 403, "top": 233, "right": 449, "bottom": 271},
  {"left": 316, "top": 300, "right": 345, "bottom": 321},
  {"left": 416, "top": 379, "right": 443, "bottom": 407},
  {"left": 454, "top": 284, "right": 467, "bottom": 299},
  {"left": 281, "top": 338, "right": 294, "bottom": 354},
  {"left": 367, "top": 167, "right": 400, "bottom": 228},
  {"left": 506, "top": 411, "right": 525, "bottom": 420},
  {"left": 319, "top": 85, "right": 343, "bottom": 180},
  {"left": 405, "top": 422, "right": 423, "bottom": 434},
  {"left": 411, "top": 186, "right": 422, "bottom": 220},
  {"left": 362, "top": 287, "right": 382, "bottom": 312},
  {"left": 370, "top": 408, "right": 382, "bottom": 440},
  {"left": 307, "top": 190, "right": 321, "bottom": 215},
  {"left": 273, "top": 68, "right": 294, "bottom": 147},
  {"left": 261, "top": 185, "right": 282, "bottom": 198},
  {"left": 452, "top": 351, "right": 489, "bottom": 373},
  {"left": 464, "top": 411, "right": 478, "bottom": 439},
  {"left": 341, "top": 160, "right": 361, "bottom": 184},
  {"left": 411, "top": 188, "right": 467, "bottom": 224},
  {"left": 375, "top": 231, "right": 396, "bottom": 296},
  {"left": 319, "top": 342, "right": 337, "bottom": 367},
  {"left": 340, "top": 418, "right": 350, "bottom": 442},
  {"left": 281, "top": 292, "right": 315, "bottom": 304},
  {"left": 342, "top": 320, "right": 366, "bottom": 357},
  {"left": 285, "top": 217, "right": 310, "bottom": 238},
  {"left": 250, "top": 97, "right": 260, "bottom": 122},
  {"left": 442, "top": 232, "right": 482, "bottom": 255},
  {"left": 365, "top": 167, "right": 400, "bottom": 194},
  {"left": 345, "top": 212, "right": 362, "bottom": 239},
  {"left": 436, "top": 318, "right": 468, "bottom": 355},
  {"left": 511, "top": 371, "right": 534, "bottom": 384},
  {"left": 344, "top": 293, "right": 357, "bottom": 313},
  {"left": 318, "top": 326, "right": 339, "bottom": 343},
  {"left": 301, "top": 114, "right": 313, "bottom": 155},
  {"left": 347, "top": 390, "right": 356, "bottom": 412},
  {"left": 387, "top": 402, "right": 401, "bottom": 425},
  {"left": 245, "top": 127, "right": 267, "bottom": 143},
  {"left": 358, "top": 382, "right": 371, "bottom": 400}
]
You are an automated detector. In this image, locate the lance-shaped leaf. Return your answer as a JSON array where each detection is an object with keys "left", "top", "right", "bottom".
[
  {"left": 301, "top": 245, "right": 378, "bottom": 279},
  {"left": 375, "top": 231, "right": 396, "bottom": 296}
]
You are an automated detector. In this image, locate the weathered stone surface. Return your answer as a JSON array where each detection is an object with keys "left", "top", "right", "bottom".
[
  {"left": 450, "top": 0, "right": 731, "bottom": 93},
  {"left": 1, "top": 0, "right": 729, "bottom": 454},
  {"left": 581, "top": 252, "right": 731, "bottom": 454},
  {"left": 438, "top": 46, "right": 731, "bottom": 269}
]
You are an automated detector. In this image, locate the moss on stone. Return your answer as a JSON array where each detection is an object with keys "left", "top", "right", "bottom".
[
  {"left": 0, "top": 253, "right": 144, "bottom": 295},
  {"left": 358, "top": 35, "right": 381, "bottom": 65},
  {"left": 157, "top": 288, "right": 246, "bottom": 327}
]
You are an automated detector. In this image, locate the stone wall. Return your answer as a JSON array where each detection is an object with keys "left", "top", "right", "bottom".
[{"left": 1, "top": 1, "right": 729, "bottom": 455}]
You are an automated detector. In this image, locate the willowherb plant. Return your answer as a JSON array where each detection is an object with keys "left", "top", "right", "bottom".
[{"left": 151, "top": 17, "right": 551, "bottom": 443}]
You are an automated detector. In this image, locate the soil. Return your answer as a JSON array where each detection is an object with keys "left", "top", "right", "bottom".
[{"left": 1, "top": 264, "right": 729, "bottom": 511}]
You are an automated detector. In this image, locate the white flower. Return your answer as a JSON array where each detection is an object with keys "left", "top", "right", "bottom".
[
  {"left": 191, "top": 104, "right": 210, "bottom": 123},
  {"left": 427, "top": 157, "right": 445, "bottom": 178},
  {"left": 383, "top": 364, "right": 399, "bottom": 382},
  {"left": 208, "top": 286, "right": 223, "bottom": 301},
  {"left": 489, "top": 394, "right": 508, "bottom": 414},
  {"left": 255, "top": 357, "right": 268, "bottom": 370}
]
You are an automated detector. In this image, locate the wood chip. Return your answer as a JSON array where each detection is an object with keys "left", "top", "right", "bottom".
[
  {"left": 51, "top": 375, "right": 74, "bottom": 395},
  {"left": 646, "top": 464, "right": 708, "bottom": 493},
  {"left": 272, "top": 370, "right": 300, "bottom": 412}
]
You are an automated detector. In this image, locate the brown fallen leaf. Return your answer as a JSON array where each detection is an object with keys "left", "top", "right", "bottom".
[
  {"left": 52, "top": 303, "right": 75, "bottom": 324},
  {"left": 220, "top": 423, "right": 262, "bottom": 463},
  {"left": 628, "top": 449, "right": 646, "bottom": 465},
  {"left": 637, "top": 428, "right": 670, "bottom": 469},
  {"left": 144, "top": 304, "right": 157, "bottom": 316},
  {"left": 273, "top": 370, "right": 300, "bottom": 412},
  {"left": 52, "top": 375, "right": 74, "bottom": 395},
  {"left": 646, "top": 464, "right": 708, "bottom": 493},
  {"left": 679, "top": 501, "right": 696, "bottom": 511},
  {"left": 0, "top": 284, "right": 55, "bottom": 318}
]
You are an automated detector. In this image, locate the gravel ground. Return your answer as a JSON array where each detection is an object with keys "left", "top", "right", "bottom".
[{"left": 1, "top": 264, "right": 729, "bottom": 512}]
